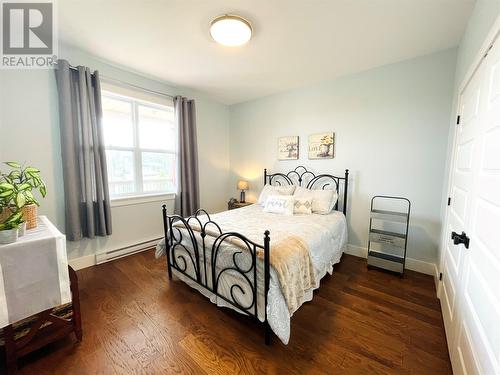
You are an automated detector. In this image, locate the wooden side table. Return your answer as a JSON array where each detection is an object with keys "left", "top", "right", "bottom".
[
  {"left": 1, "top": 266, "right": 82, "bottom": 374},
  {"left": 228, "top": 201, "right": 253, "bottom": 210}
]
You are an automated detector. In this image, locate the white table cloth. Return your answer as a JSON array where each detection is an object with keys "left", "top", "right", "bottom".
[{"left": 0, "top": 216, "right": 71, "bottom": 328}]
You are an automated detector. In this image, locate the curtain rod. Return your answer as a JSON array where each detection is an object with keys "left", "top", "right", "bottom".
[
  {"left": 101, "top": 76, "right": 175, "bottom": 100},
  {"left": 61, "top": 62, "right": 176, "bottom": 100}
]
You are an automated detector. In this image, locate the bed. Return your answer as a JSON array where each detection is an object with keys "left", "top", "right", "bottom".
[{"left": 157, "top": 166, "right": 349, "bottom": 345}]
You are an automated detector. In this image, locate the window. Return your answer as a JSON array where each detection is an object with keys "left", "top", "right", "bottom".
[{"left": 101, "top": 87, "right": 176, "bottom": 199}]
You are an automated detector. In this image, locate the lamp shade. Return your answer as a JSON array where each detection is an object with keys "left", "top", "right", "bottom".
[{"left": 237, "top": 180, "right": 249, "bottom": 190}]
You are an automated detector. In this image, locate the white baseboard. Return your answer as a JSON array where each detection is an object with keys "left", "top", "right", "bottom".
[
  {"left": 345, "top": 244, "right": 437, "bottom": 276},
  {"left": 68, "top": 254, "right": 96, "bottom": 271},
  {"left": 405, "top": 257, "right": 437, "bottom": 276},
  {"left": 68, "top": 238, "right": 160, "bottom": 271},
  {"left": 345, "top": 244, "right": 368, "bottom": 258},
  {"left": 95, "top": 238, "right": 160, "bottom": 265}
]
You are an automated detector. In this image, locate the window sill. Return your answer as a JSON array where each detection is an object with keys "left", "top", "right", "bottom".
[{"left": 110, "top": 193, "right": 176, "bottom": 208}]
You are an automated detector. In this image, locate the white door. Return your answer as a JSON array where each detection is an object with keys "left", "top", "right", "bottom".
[{"left": 440, "top": 34, "right": 500, "bottom": 375}]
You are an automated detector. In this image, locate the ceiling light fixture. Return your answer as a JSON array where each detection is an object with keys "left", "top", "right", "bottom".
[{"left": 210, "top": 14, "right": 252, "bottom": 47}]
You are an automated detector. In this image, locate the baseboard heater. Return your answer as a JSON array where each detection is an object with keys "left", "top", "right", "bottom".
[{"left": 95, "top": 237, "right": 162, "bottom": 265}]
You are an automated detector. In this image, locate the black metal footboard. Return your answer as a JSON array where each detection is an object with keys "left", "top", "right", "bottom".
[{"left": 161, "top": 206, "right": 272, "bottom": 345}]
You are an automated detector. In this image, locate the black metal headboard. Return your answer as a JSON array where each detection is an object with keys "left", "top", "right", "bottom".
[{"left": 264, "top": 166, "right": 349, "bottom": 215}]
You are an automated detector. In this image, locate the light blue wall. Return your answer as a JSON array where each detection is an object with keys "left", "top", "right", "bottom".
[{"left": 229, "top": 49, "right": 458, "bottom": 264}]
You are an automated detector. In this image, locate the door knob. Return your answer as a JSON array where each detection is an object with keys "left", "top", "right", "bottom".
[{"left": 451, "top": 231, "right": 470, "bottom": 249}]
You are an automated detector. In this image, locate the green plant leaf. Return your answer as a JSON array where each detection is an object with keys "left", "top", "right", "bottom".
[
  {"left": 28, "top": 175, "right": 39, "bottom": 186},
  {"left": 0, "top": 221, "right": 19, "bottom": 230},
  {"left": 0, "top": 183, "right": 14, "bottom": 191},
  {"left": 5, "top": 162, "right": 21, "bottom": 168},
  {"left": 5, "top": 210, "right": 23, "bottom": 224},
  {"left": 17, "top": 183, "right": 31, "bottom": 191},
  {"left": 15, "top": 193, "right": 26, "bottom": 208},
  {"left": 0, "top": 191, "right": 13, "bottom": 198},
  {"left": 1, "top": 163, "right": 46, "bottom": 206},
  {"left": 8, "top": 171, "right": 20, "bottom": 179},
  {"left": 26, "top": 171, "right": 40, "bottom": 180}
]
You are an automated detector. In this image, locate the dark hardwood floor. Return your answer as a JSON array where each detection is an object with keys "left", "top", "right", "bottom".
[{"left": 13, "top": 251, "right": 451, "bottom": 374}]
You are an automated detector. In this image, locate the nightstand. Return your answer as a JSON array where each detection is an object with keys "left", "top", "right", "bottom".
[{"left": 228, "top": 201, "right": 253, "bottom": 210}]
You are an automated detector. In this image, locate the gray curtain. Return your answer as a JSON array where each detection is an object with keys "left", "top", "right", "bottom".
[
  {"left": 55, "top": 59, "right": 112, "bottom": 241},
  {"left": 174, "top": 96, "right": 200, "bottom": 216}
]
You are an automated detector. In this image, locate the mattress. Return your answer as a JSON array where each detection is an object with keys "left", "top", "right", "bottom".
[{"left": 156, "top": 204, "right": 347, "bottom": 344}]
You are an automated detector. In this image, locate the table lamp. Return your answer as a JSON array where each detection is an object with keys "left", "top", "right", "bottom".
[{"left": 237, "top": 180, "right": 249, "bottom": 203}]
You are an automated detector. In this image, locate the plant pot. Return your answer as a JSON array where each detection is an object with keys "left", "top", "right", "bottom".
[
  {"left": 22, "top": 204, "right": 38, "bottom": 229},
  {"left": 0, "top": 207, "right": 14, "bottom": 223},
  {"left": 0, "top": 228, "right": 18, "bottom": 244},
  {"left": 18, "top": 222, "right": 27, "bottom": 237}
]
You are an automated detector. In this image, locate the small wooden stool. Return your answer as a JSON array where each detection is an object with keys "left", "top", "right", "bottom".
[{"left": 0, "top": 266, "right": 82, "bottom": 374}]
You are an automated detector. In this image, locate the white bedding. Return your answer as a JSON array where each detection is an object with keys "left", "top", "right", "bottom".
[{"left": 156, "top": 204, "right": 347, "bottom": 344}]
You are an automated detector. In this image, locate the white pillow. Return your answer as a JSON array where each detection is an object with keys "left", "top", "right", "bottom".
[
  {"left": 294, "top": 197, "right": 313, "bottom": 215},
  {"left": 258, "top": 185, "right": 296, "bottom": 206},
  {"left": 294, "top": 186, "right": 338, "bottom": 214},
  {"left": 263, "top": 195, "right": 295, "bottom": 215}
]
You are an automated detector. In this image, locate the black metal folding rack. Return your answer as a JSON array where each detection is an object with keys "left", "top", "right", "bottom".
[{"left": 367, "top": 195, "right": 411, "bottom": 277}]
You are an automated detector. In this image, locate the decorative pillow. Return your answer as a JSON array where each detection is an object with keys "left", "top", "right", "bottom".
[
  {"left": 293, "top": 186, "right": 338, "bottom": 214},
  {"left": 263, "top": 195, "right": 295, "bottom": 215},
  {"left": 294, "top": 197, "right": 313, "bottom": 214},
  {"left": 258, "top": 185, "right": 296, "bottom": 206}
]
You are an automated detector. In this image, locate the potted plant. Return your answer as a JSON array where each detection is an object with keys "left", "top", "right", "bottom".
[
  {"left": 0, "top": 210, "right": 23, "bottom": 244},
  {"left": 0, "top": 162, "right": 46, "bottom": 229}
]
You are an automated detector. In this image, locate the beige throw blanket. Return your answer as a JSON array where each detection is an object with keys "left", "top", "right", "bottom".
[
  {"left": 173, "top": 207, "right": 317, "bottom": 313},
  {"left": 265, "top": 236, "right": 316, "bottom": 313}
]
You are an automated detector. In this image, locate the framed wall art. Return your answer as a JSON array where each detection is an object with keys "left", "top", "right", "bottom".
[
  {"left": 308, "top": 132, "right": 334, "bottom": 159},
  {"left": 278, "top": 136, "right": 299, "bottom": 160}
]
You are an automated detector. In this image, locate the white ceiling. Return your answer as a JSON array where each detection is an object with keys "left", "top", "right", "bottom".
[{"left": 59, "top": 0, "right": 475, "bottom": 105}]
